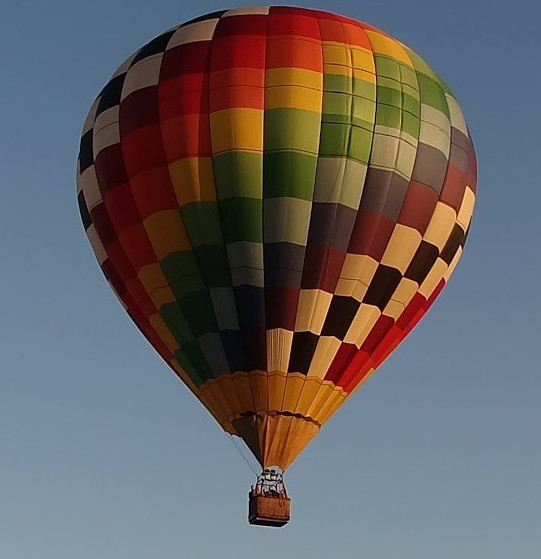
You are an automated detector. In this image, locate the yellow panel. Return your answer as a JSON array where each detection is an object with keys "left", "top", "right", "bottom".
[
  {"left": 381, "top": 224, "right": 422, "bottom": 273},
  {"left": 150, "top": 286, "right": 176, "bottom": 308},
  {"left": 323, "top": 43, "right": 350, "bottom": 66},
  {"left": 266, "top": 67, "right": 322, "bottom": 89},
  {"left": 138, "top": 263, "right": 168, "bottom": 293},
  {"left": 305, "top": 383, "right": 335, "bottom": 419},
  {"left": 316, "top": 391, "right": 346, "bottom": 425},
  {"left": 149, "top": 313, "right": 178, "bottom": 353},
  {"left": 324, "top": 63, "right": 352, "bottom": 78},
  {"left": 344, "top": 304, "right": 381, "bottom": 346},
  {"left": 210, "top": 108, "right": 263, "bottom": 153},
  {"left": 419, "top": 258, "right": 448, "bottom": 298},
  {"left": 199, "top": 390, "right": 228, "bottom": 428},
  {"left": 391, "top": 277, "right": 419, "bottom": 307},
  {"left": 295, "top": 377, "right": 323, "bottom": 416},
  {"left": 458, "top": 186, "right": 475, "bottom": 230},
  {"left": 266, "top": 329, "right": 293, "bottom": 373},
  {"left": 383, "top": 300, "right": 405, "bottom": 321},
  {"left": 249, "top": 371, "right": 268, "bottom": 412},
  {"left": 215, "top": 374, "right": 243, "bottom": 418},
  {"left": 206, "top": 380, "right": 235, "bottom": 420},
  {"left": 444, "top": 246, "right": 462, "bottom": 281},
  {"left": 364, "top": 30, "right": 413, "bottom": 65},
  {"left": 168, "top": 157, "right": 216, "bottom": 205},
  {"left": 351, "top": 47, "right": 375, "bottom": 73},
  {"left": 268, "top": 372, "right": 287, "bottom": 411},
  {"left": 352, "top": 69, "right": 377, "bottom": 84},
  {"left": 230, "top": 373, "right": 255, "bottom": 412},
  {"left": 423, "top": 202, "right": 457, "bottom": 250},
  {"left": 340, "top": 253, "right": 379, "bottom": 282},
  {"left": 294, "top": 289, "right": 332, "bottom": 334},
  {"left": 307, "top": 337, "right": 341, "bottom": 378},
  {"left": 265, "top": 85, "right": 322, "bottom": 112},
  {"left": 282, "top": 373, "right": 307, "bottom": 413},
  {"left": 143, "top": 210, "right": 191, "bottom": 259}
]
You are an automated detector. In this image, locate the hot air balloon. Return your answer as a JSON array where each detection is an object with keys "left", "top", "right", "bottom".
[{"left": 77, "top": 5, "right": 476, "bottom": 527}]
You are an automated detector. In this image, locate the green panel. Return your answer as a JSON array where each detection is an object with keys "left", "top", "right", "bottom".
[
  {"left": 319, "top": 121, "right": 350, "bottom": 158},
  {"left": 264, "top": 108, "right": 321, "bottom": 153},
  {"left": 351, "top": 96, "right": 376, "bottom": 129},
  {"left": 323, "top": 74, "right": 376, "bottom": 102},
  {"left": 322, "top": 91, "right": 351, "bottom": 122},
  {"left": 159, "top": 302, "right": 194, "bottom": 344},
  {"left": 178, "top": 291, "right": 218, "bottom": 338},
  {"left": 181, "top": 202, "right": 223, "bottom": 247},
  {"left": 402, "top": 92, "right": 421, "bottom": 118},
  {"left": 374, "top": 55, "right": 401, "bottom": 81},
  {"left": 212, "top": 151, "right": 263, "bottom": 199},
  {"left": 376, "top": 103, "right": 401, "bottom": 129},
  {"left": 416, "top": 74, "right": 450, "bottom": 116},
  {"left": 161, "top": 251, "right": 204, "bottom": 288},
  {"left": 176, "top": 345, "right": 213, "bottom": 383},
  {"left": 401, "top": 111, "right": 420, "bottom": 139},
  {"left": 219, "top": 197, "right": 262, "bottom": 243},
  {"left": 349, "top": 126, "right": 374, "bottom": 164},
  {"left": 376, "top": 84, "right": 402, "bottom": 108},
  {"left": 193, "top": 245, "right": 231, "bottom": 287},
  {"left": 399, "top": 65, "right": 419, "bottom": 89},
  {"left": 263, "top": 151, "right": 317, "bottom": 199}
]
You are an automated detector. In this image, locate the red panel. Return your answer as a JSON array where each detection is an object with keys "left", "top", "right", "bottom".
[
  {"left": 301, "top": 246, "right": 345, "bottom": 291},
  {"left": 266, "top": 37, "right": 323, "bottom": 71},
  {"left": 397, "top": 181, "right": 438, "bottom": 234},
  {"left": 359, "top": 315, "right": 394, "bottom": 354},
  {"left": 334, "top": 348, "right": 369, "bottom": 388},
  {"left": 129, "top": 166, "right": 179, "bottom": 219},
  {"left": 160, "top": 113, "right": 212, "bottom": 160},
  {"left": 211, "top": 36, "right": 267, "bottom": 71},
  {"left": 103, "top": 183, "right": 141, "bottom": 231},
  {"left": 439, "top": 163, "right": 466, "bottom": 212},
  {"left": 90, "top": 203, "right": 117, "bottom": 247},
  {"left": 214, "top": 14, "right": 268, "bottom": 37},
  {"left": 94, "top": 144, "right": 128, "bottom": 191},
  {"left": 326, "top": 343, "right": 357, "bottom": 384},
  {"left": 121, "top": 125, "right": 168, "bottom": 177},
  {"left": 396, "top": 293, "right": 426, "bottom": 330},
  {"left": 160, "top": 79, "right": 208, "bottom": 117},
  {"left": 348, "top": 212, "right": 395, "bottom": 259},
  {"left": 160, "top": 42, "right": 211, "bottom": 81},
  {"left": 118, "top": 223, "right": 158, "bottom": 270},
  {"left": 209, "top": 84, "right": 265, "bottom": 112},
  {"left": 119, "top": 87, "right": 160, "bottom": 136},
  {"left": 268, "top": 13, "right": 321, "bottom": 39}
]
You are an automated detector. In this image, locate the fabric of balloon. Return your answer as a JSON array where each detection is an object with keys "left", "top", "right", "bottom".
[{"left": 77, "top": 6, "right": 476, "bottom": 471}]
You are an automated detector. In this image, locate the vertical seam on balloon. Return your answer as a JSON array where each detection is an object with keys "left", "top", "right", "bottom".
[
  {"left": 202, "top": 12, "right": 254, "bottom": 421},
  {"left": 317, "top": 21, "right": 379, "bottom": 389},
  {"left": 145, "top": 30, "right": 219, "bottom": 388},
  {"left": 287, "top": 13, "right": 326, "bottom": 415},
  {"left": 98, "top": 52, "right": 207, "bottom": 384},
  {"left": 208, "top": 12, "right": 258, "bottom": 414},
  {"left": 344, "top": 42, "right": 424, "bottom": 395}
]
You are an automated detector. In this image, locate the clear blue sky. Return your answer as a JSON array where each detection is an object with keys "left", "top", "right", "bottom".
[{"left": 1, "top": 0, "right": 539, "bottom": 557}]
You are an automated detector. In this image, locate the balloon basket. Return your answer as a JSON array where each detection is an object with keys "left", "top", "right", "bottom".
[{"left": 248, "top": 468, "right": 290, "bottom": 527}]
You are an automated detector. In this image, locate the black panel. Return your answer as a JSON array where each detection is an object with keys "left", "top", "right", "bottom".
[
  {"left": 180, "top": 10, "right": 227, "bottom": 27},
  {"left": 78, "top": 129, "right": 93, "bottom": 173},
  {"left": 441, "top": 223, "right": 465, "bottom": 264},
  {"left": 288, "top": 331, "right": 319, "bottom": 374},
  {"left": 321, "top": 296, "right": 360, "bottom": 339},
  {"left": 97, "top": 74, "right": 126, "bottom": 115},
  {"left": 131, "top": 30, "right": 176, "bottom": 64},
  {"left": 363, "top": 265, "right": 402, "bottom": 310},
  {"left": 405, "top": 241, "right": 439, "bottom": 284},
  {"left": 77, "top": 190, "right": 92, "bottom": 230}
]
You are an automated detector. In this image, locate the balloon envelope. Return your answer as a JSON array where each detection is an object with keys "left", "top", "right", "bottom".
[{"left": 77, "top": 6, "right": 476, "bottom": 470}]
